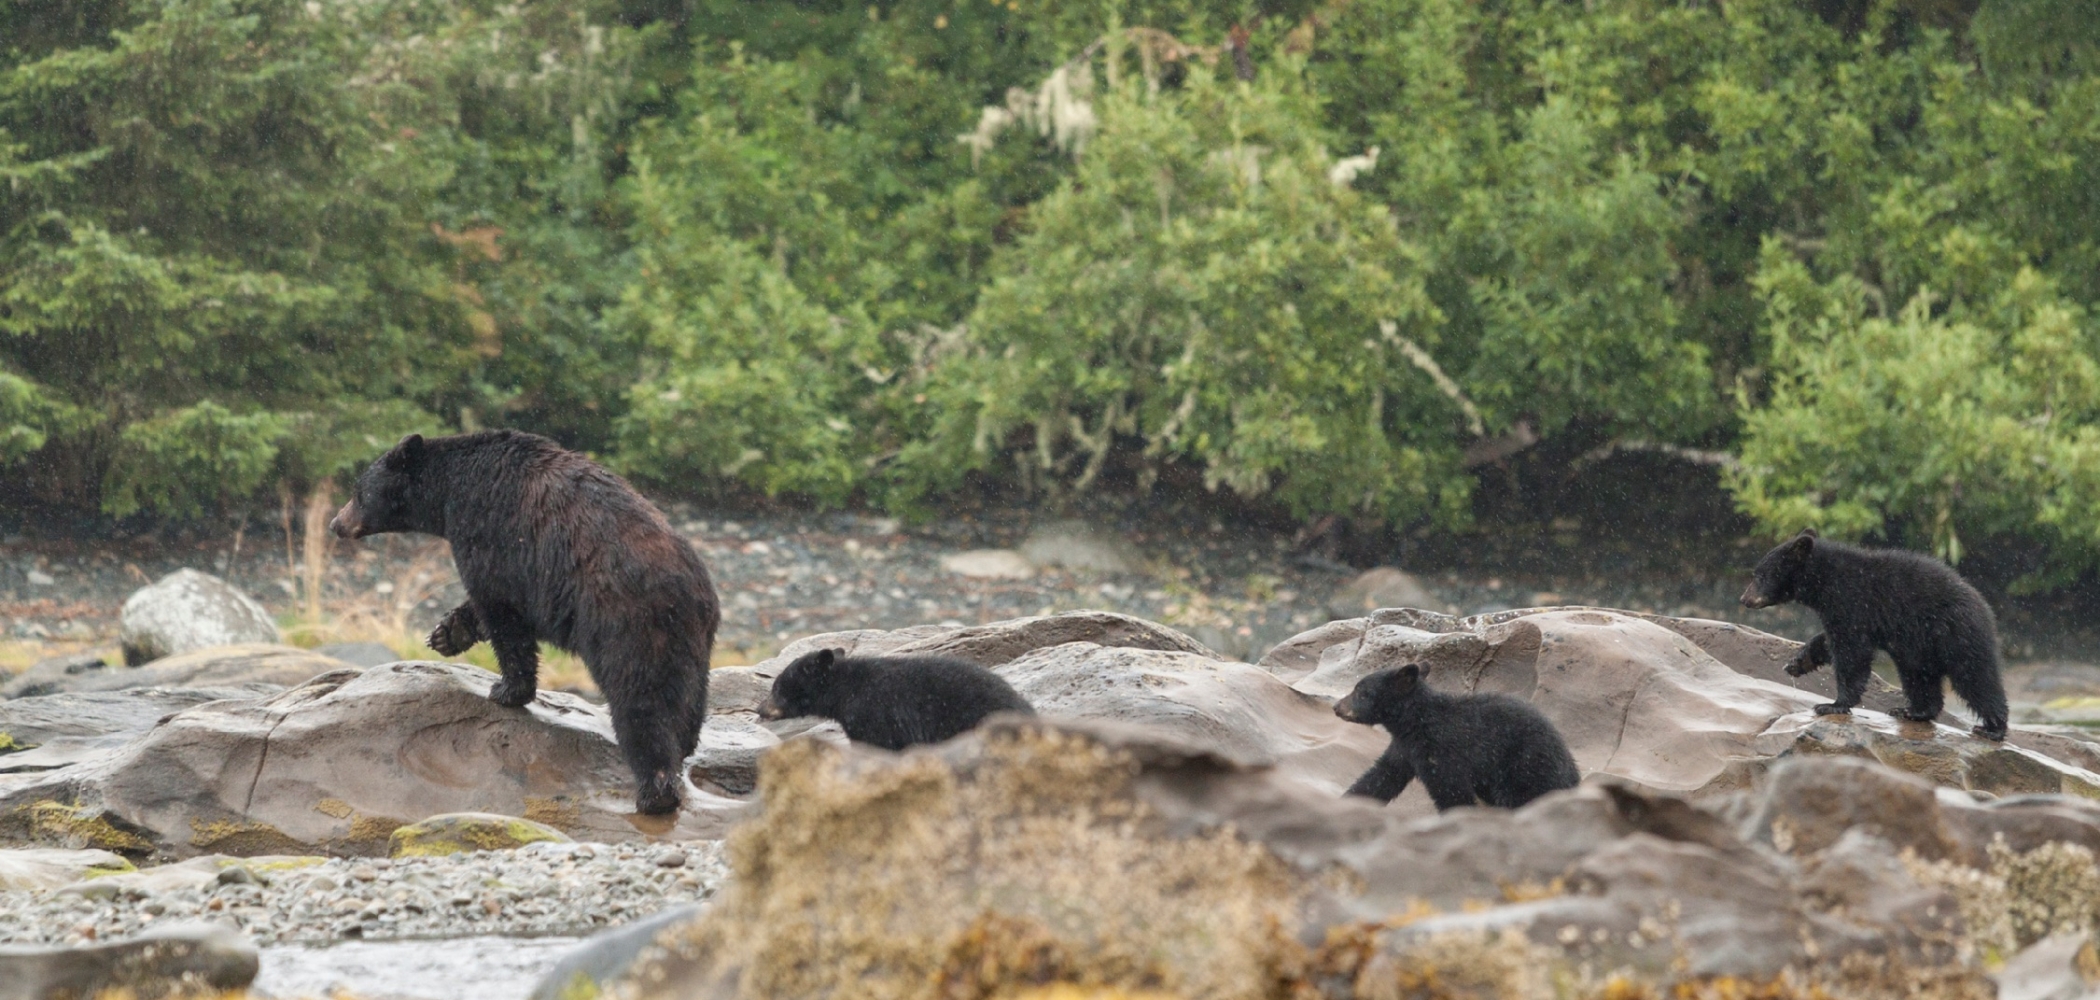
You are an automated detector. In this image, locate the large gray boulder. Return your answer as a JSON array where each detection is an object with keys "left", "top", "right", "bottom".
[
  {"left": 748, "top": 610, "right": 1217, "bottom": 675},
  {"left": 1257, "top": 606, "right": 2100, "bottom": 802},
  {"left": 0, "top": 687, "right": 281, "bottom": 775},
  {"left": 0, "top": 662, "right": 746, "bottom": 857},
  {"left": 995, "top": 642, "right": 1388, "bottom": 794},
  {"left": 119, "top": 569, "right": 280, "bottom": 665}
]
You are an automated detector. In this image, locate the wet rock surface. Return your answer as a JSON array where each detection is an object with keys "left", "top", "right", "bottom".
[
  {"left": 0, "top": 840, "right": 724, "bottom": 947},
  {"left": 0, "top": 661, "right": 746, "bottom": 857}
]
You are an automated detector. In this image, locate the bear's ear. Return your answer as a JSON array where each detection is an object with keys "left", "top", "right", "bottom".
[
  {"left": 386, "top": 433, "right": 427, "bottom": 469},
  {"left": 1394, "top": 664, "right": 1423, "bottom": 691},
  {"left": 1789, "top": 530, "right": 1817, "bottom": 555},
  {"left": 1796, "top": 527, "right": 1819, "bottom": 540},
  {"left": 810, "top": 648, "right": 838, "bottom": 668}
]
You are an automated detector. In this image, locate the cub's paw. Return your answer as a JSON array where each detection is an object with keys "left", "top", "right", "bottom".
[
  {"left": 1893, "top": 708, "right": 1939, "bottom": 723},
  {"left": 1783, "top": 651, "right": 1823, "bottom": 678},
  {"left": 487, "top": 678, "right": 537, "bottom": 708},
  {"left": 1971, "top": 724, "right": 2008, "bottom": 742},
  {"left": 1812, "top": 703, "right": 1855, "bottom": 717}
]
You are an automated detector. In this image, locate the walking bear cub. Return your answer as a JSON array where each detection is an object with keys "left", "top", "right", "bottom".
[
  {"left": 1740, "top": 528, "right": 2008, "bottom": 741},
  {"left": 1334, "top": 664, "right": 1580, "bottom": 810},
  {"left": 330, "top": 430, "right": 720, "bottom": 815},
  {"left": 757, "top": 648, "right": 1034, "bottom": 751}
]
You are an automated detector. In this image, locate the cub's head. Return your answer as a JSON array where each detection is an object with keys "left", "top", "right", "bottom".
[
  {"left": 1740, "top": 528, "right": 1817, "bottom": 610},
  {"left": 1334, "top": 664, "right": 1425, "bottom": 724},
  {"left": 330, "top": 433, "right": 429, "bottom": 540},
  {"left": 758, "top": 647, "right": 843, "bottom": 721}
]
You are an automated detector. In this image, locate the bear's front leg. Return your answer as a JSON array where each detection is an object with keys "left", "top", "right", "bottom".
[
  {"left": 427, "top": 603, "right": 486, "bottom": 658},
  {"left": 1784, "top": 632, "right": 1829, "bottom": 678},
  {"left": 478, "top": 603, "right": 540, "bottom": 708},
  {"left": 1815, "top": 631, "right": 1874, "bottom": 717}
]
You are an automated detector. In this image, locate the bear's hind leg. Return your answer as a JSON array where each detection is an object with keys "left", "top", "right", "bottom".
[
  {"left": 1890, "top": 649, "right": 1945, "bottom": 724},
  {"left": 1945, "top": 636, "right": 2009, "bottom": 741},
  {"left": 598, "top": 663, "right": 693, "bottom": 816},
  {"left": 1417, "top": 761, "right": 1480, "bottom": 812},
  {"left": 480, "top": 604, "right": 540, "bottom": 708}
]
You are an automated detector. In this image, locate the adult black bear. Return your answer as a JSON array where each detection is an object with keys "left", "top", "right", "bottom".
[
  {"left": 1740, "top": 528, "right": 2008, "bottom": 741},
  {"left": 1334, "top": 664, "right": 1580, "bottom": 810},
  {"left": 330, "top": 431, "right": 719, "bottom": 814},
  {"left": 756, "top": 648, "right": 1034, "bottom": 751}
]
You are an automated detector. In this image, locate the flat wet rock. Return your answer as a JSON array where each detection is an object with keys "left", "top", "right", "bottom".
[{"left": 0, "top": 662, "right": 746, "bottom": 857}]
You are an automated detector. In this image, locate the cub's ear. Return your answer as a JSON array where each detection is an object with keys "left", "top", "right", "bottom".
[
  {"left": 811, "top": 648, "right": 839, "bottom": 668},
  {"left": 1796, "top": 527, "right": 1819, "bottom": 540},
  {"left": 1789, "top": 530, "right": 1817, "bottom": 554},
  {"left": 1394, "top": 664, "right": 1423, "bottom": 691}
]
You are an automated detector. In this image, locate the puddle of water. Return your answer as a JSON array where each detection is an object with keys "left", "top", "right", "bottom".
[{"left": 254, "top": 936, "right": 582, "bottom": 1000}]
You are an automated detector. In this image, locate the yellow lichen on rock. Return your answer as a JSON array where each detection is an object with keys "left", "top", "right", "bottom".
[
  {"left": 188, "top": 817, "right": 309, "bottom": 857},
  {"left": 638, "top": 728, "right": 1303, "bottom": 1000},
  {"left": 388, "top": 812, "right": 573, "bottom": 858},
  {"left": 3, "top": 801, "right": 156, "bottom": 854}
]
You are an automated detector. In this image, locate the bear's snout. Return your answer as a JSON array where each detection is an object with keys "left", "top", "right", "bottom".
[
  {"left": 1333, "top": 698, "right": 1360, "bottom": 723},
  {"left": 756, "top": 698, "right": 784, "bottom": 721},
  {"left": 328, "top": 500, "right": 364, "bottom": 539},
  {"left": 1739, "top": 584, "right": 1768, "bottom": 609}
]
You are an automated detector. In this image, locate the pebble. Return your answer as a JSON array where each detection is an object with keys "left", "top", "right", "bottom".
[{"left": 0, "top": 841, "right": 725, "bottom": 947}]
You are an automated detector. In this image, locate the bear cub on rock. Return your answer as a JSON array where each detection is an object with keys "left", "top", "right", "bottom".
[
  {"left": 331, "top": 430, "right": 720, "bottom": 815},
  {"left": 1740, "top": 528, "right": 2008, "bottom": 741},
  {"left": 1335, "top": 664, "right": 1580, "bottom": 810},
  {"left": 758, "top": 649, "right": 1034, "bottom": 751}
]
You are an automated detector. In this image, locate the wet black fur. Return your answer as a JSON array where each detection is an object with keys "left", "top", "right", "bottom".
[
  {"left": 758, "top": 649, "right": 1034, "bottom": 751},
  {"left": 332, "top": 430, "right": 720, "bottom": 814},
  {"left": 1334, "top": 664, "right": 1580, "bottom": 810},
  {"left": 1740, "top": 528, "right": 2007, "bottom": 741}
]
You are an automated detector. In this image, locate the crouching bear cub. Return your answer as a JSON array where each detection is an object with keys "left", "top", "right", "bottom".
[
  {"left": 1335, "top": 664, "right": 1580, "bottom": 811},
  {"left": 331, "top": 431, "right": 720, "bottom": 815},
  {"left": 758, "top": 648, "right": 1034, "bottom": 751},
  {"left": 1740, "top": 528, "right": 2008, "bottom": 741}
]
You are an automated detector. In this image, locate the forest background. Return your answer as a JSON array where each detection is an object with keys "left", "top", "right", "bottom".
[{"left": 2, "top": 0, "right": 2097, "bottom": 593}]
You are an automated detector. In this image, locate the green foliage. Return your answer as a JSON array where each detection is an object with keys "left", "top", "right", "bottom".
[
  {"left": 0, "top": 0, "right": 470, "bottom": 513},
  {"left": 3, "top": 0, "right": 2100, "bottom": 588},
  {"left": 899, "top": 56, "right": 1466, "bottom": 523}
]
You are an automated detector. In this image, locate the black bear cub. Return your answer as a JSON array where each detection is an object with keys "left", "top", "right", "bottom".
[
  {"left": 1334, "top": 664, "right": 1580, "bottom": 810},
  {"left": 1740, "top": 528, "right": 2008, "bottom": 741},
  {"left": 757, "top": 649, "right": 1034, "bottom": 751},
  {"left": 331, "top": 430, "right": 720, "bottom": 815}
]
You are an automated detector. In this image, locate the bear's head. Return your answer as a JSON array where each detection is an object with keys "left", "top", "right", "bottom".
[
  {"left": 330, "top": 433, "right": 429, "bottom": 540},
  {"left": 758, "top": 647, "right": 843, "bottom": 721},
  {"left": 1740, "top": 528, "right": 1816, "bottom": 609},
  {"left": 1334, "top": 663, "right": 1425, "bottom": 724}
]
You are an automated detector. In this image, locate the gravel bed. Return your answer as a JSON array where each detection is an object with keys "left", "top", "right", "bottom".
[{"left": 0, "top": 840, "right": 725, "bottom": 947}]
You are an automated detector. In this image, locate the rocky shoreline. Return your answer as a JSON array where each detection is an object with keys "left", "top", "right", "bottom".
[
  {"left": 0, "top": 840, "right": 725, "bottom": 947},
  {"left": 5, "top": 578, "right": 2100, "bottom": 997}
]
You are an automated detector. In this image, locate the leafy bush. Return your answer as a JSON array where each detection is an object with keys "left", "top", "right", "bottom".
[{"left": 898, "top": 52, "right": 1468, "bottom": 524}]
